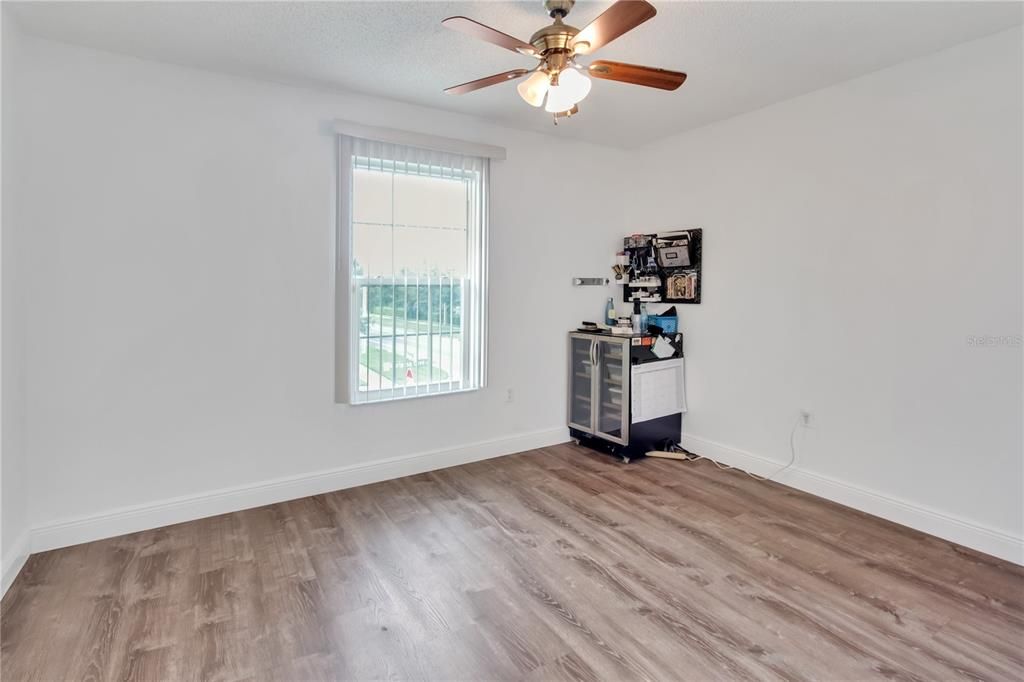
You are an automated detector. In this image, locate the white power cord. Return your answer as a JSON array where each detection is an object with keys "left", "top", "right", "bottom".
[{"left": 669, "top": 417, "right": 801, "bottom": 482}]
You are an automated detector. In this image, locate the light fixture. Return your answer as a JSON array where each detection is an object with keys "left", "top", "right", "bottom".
[
  {"left": 517, "top": 70, "right": 550, "bottom": 108},
  {"left": 544, "top": 66, "right": 591, "bottom": 113},
  {"left": 560, "top": 67, "right": 592, "bottom": 102},
  {"left": 544, "top": 83, "right": 573, "bottom": 113}
]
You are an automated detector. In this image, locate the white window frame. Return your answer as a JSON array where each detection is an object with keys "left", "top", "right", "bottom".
[{"left": 334, "top": 130, "right": 494, "bottom": 405}]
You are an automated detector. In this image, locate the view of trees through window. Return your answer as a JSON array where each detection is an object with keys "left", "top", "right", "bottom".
[
  {"left": 357, "top": 280, "right": 463, "bottom": 388},
  {"left": 352, "top": 158, "right": 470, "bottom": 393}
]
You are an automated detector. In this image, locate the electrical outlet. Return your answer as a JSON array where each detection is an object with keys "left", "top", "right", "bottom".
[
  {"left": 506, "top": 388, "right": 514, "bottom": 403},
  {"left": 800, "top": 409, "right": 812, "bottom": 427}
]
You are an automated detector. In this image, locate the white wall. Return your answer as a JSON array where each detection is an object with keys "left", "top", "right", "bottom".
[
  {"left": 629, "top": 28, "right": 1023, "bottom": 561},
  {"left": 13, "top": 35, "right": 627, "bottom": 547},
  {"left": 1, "top": 10, "right": 31, "bottom": 593},
  {"left": 6, "top": 25, "right": 1022, "bottom": 567}
]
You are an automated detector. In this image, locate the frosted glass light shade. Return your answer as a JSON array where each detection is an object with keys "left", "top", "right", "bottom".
[
  {"left": 559, "top": 67, "right": 592, "bottom": 103},
  {"left": 544, "top": 68, "right": 591, "bottom": 112},
  {"left": 544, "top": 84, "right": 574, "bottom": 113},
  {"left": 517, "top": 71, "right": 550, "bottom": 108}
]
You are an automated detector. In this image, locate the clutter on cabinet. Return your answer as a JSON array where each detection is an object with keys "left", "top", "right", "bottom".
[
  {"left": 649, "top": 306, "right": 679, "bottom": 334},
  {"left": 611, "top": 315, "right": 634, "bottom": 334},
  {"left": 618, "top": 229, "right": 702, "bottom": 304}
]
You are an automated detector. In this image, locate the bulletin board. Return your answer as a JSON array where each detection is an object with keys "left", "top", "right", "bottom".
[
  {"left": 620, "top": 229, "right": 702, "bottom": 305},
  {"left": 659, "top": 229, "right": 701, "bottom": 304}
]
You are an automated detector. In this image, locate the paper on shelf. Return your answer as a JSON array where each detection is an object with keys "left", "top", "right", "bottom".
[{"left": 652, "top": 335, "right": 675, "bottom": 359}]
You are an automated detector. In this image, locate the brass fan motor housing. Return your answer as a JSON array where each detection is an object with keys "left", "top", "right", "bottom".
[{"left": 529, "top": 19, "right": 579, "bottom": 55}]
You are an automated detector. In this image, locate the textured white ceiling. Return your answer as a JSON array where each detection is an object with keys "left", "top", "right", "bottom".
[{"left": 7, "top": 1, "right": 1023, "bottom": 147}]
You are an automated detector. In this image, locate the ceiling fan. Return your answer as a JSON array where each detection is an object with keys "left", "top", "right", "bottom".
[{"left": 442, "top": 0, "right": 686, "bottom": 122}]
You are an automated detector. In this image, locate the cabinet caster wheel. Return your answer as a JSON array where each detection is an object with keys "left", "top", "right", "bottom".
[{"left": 621, "top": 456, "right": 631, "bottom": 464}]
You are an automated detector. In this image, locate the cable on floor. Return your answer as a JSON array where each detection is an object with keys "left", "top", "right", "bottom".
[{"left": 668, "top": 417, "right": 801, "bottom": 482}]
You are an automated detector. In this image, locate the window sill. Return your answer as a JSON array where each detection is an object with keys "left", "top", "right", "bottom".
[{"left": 346, "top": 385, "right": 481, "bottom": 407}]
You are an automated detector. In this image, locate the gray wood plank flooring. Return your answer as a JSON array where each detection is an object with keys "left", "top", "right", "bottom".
[{"left": 2, "top": 443, "right": 1022, "bottom": 680}]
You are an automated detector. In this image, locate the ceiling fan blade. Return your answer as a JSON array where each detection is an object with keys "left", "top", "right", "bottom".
[
  {"left": 444, "top": 69, "right": 531, "bottom": 95},
  {"left": 588, "top": 60, "right": 686, "bottom": 90},
  {"left": 441, "top": 16, "right": 537, "bottom": 56},
  {"left": 571, "top": 1, "right": 657, "bottom": 55}
]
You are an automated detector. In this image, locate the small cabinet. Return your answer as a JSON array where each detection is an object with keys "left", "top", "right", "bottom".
[
  {"left": 567, "top": 333, "right": 630, "bottom": 446},
  {"left": 568, "top": 330, "right": 684, "bottom": 462}
]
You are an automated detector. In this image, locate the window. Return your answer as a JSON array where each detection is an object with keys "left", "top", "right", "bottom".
[{"left": 337, "top": 136, "right": 488, "bottom": 404}]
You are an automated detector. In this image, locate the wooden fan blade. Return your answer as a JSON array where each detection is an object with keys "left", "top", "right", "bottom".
[
  {"left": 588, "top": 60, "right": 686, "bottom": 90},
  {"left": 444, "top": 69, "right": 531, "bottom": 95},
  {"left": 441, "top": 16, "right": 537, "bottom": 56},
  {"left": 571, "top": 1, "right": 657, "bottom": 55}
]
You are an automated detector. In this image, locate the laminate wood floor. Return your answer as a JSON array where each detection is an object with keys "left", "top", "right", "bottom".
[{"left": 3, "top": 443, "right": 1022, "bottom": 681}]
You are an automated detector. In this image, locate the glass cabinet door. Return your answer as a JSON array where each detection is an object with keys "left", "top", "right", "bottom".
[
  {"left": 594, "top": 339, "right": 628, "bottom": 444},
  {"left": 568, "top": 336, "right": 595, "bottom": 432}
]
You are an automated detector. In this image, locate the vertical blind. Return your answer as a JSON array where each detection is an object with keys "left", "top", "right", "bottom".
[{"left": 336, "top": 135, "right": 488, "bottom": 404}]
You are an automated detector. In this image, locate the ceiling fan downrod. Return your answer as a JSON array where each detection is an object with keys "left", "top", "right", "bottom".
[{"left": 545, "top": 0, "right": 575, "bottom": 20}]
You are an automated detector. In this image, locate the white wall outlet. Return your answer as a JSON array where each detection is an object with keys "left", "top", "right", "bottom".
[
  {"left": 800, "top": 409, "right": 813, "bottom": 427},
  {"left": 506, "top": 388, "right": 514, "bottom": 403}
]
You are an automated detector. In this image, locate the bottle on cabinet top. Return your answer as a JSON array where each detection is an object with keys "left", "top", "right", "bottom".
[{"left": 605, "top": 297, "right": 616, "bottom": 326}]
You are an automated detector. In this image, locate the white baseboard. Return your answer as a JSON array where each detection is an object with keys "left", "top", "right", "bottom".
[
  {"left": 680, "top": 433, "right": 1024, "bottom": 566},
  {"left": 30, "top": 427, "right": 569, "bottom": 555},
  {"left": 2, "top": 531, "right": 31, "bottom": 598},
  {"left": 20, "top": 427, "right": 1019, "bottom": 583}
]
